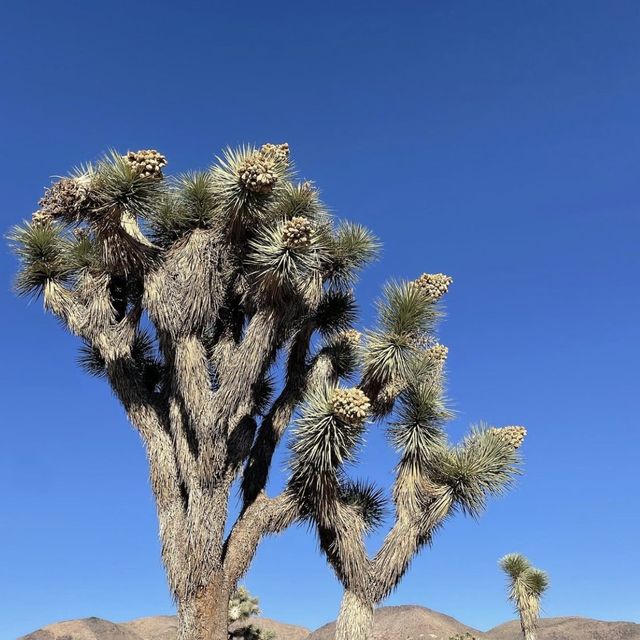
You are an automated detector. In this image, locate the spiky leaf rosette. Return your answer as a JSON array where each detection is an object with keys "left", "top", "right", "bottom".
[
  {"left": 210, "top": 144, "right": 292, "bottom": 228},
  {"left": 93, "top": 150, "right": 166, "bottom": 219},
  {"left": 9, "top": 220, "right": 73, "bottom": 296},
  {"left": 270, "top": 180, "right": 327, "bottom": 221},
  {"left": 79, "top": 330, "right": 162, "bottom": 390},
  {"left": 289, "top": 384, "right": 369, "bottom": 517},
  {"left": 426, "top": 426, "right": 522, "bottom": 518},
  {"left": 500, "top": 552, "right": 531, "bottom": 580},
  {"left": 389, "top": 379, "right": 449, "bottom": 461},
  {"left": 316, "top": 332, "right": 361, "bottom": 381},
  {"left": 326, "top": 221, "right": 380, "bottom": 289},
  {"left": 314, "top": 289, "right": 358, "bottom": 337},
  {"left": 145, "top": 170, "right": 221, "bottom": 246},
  {"left": 339, "top": 480, "right": 386, "bottom": 532},
  {"left": 360, "top": 279, "right": 444, "bottom": 405},
  {"left": 246, "top": 215, "right": 328, "bottom": 302}
]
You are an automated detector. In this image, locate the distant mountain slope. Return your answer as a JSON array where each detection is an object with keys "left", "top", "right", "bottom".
[
  {"left": 19, "top": 615, "right": 309, "bottom": 640},
  {"left": 307, "top": 604, "right": 485, "bottom": 640},
  {"left": 19, "top": 608, "right": 640, "bottom": 640},
  {"left": 489, "top": 616, "right": 640, "bottom": 640}
]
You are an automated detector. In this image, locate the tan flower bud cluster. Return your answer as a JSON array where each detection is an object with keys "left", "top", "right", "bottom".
[
  {"left": 238, "top": 143, "right": 290, "bottom": 194},
  {"left": 331, "top": 387, "right": 371, "bottom": 426},
  {"left": 124, "top": 149, "right": 167, "bottom": 179},
  {"left": 490, "top": 425, "right": 527, "bottom": 449},
  {"left": 238, "top": 155, "right": 277, "bottom": 194},
  {"left": 260, "top": 142, "right": 290, "bottom": 163},
  {"left": 427, "top": 343, "right": 449, "bottom": 363},
  {"left": 282, "top": 216, "right": 314, "bottom": 248},
  {"left": 337, "top": 329, "right": 362, "bottom": 346},
  {"left": 34, "top": 177, "right": 90, "bottom": 223},
  {"left": 413, "top": 273, "right": 453, "bottom": 300}
]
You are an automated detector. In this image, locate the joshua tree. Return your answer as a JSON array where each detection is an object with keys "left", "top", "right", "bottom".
[
  {"left": 500, "top": 554, "right": 549, "bottom": 640},
  {"left": 228, "top": 587, "right": 274, "bottom": 639},
  {"left": 286, "top": 271, "right": 527, "bottom": 640},
  {"left": 11, "top": 142, "right": 524, "bottom": 640}
]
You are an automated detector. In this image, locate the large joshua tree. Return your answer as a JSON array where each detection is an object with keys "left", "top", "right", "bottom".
[
  {"left": 11, "top": 142, "right": 524, "bottom": 640},
  {"left": 500, "top": 554, "right": 549, "bottom": 640}
]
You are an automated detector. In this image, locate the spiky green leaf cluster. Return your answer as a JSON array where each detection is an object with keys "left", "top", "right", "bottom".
[
  {"left": 210, "top": 145, "right": 292, "bottom": 228},
  {"left": 291, "top": 384, "right": 366, "bottom": 473},
  {"left": 378, "top": 280, "right": 441, "bottom": 336},
  {"left": 289, "top": 384, "right": 368, "bottom": 516},
  {"left": 271, "top": 180, "right": 328, "bottom": 221},
  {"left": 78, "top": 330, "right": 162, "bottom": 391},
  {"left": 389, "top": 378, "right": 450, "bottom": 460},
  {"left": 245, "top": 217, "right": 328, "bottom": 301},
  {"left": 325, "top": 222, "right": 380, "bottom": 289},
  {"left": 145, "top": 172, "right": 217, "bottom": 245},
  {"left": 426, "top": 427, "right": 521, "bottom": 517},
  {"left": 9, "top": 221, "right": 73, "bottom": 296},
  {"left": 316, "top": 334, "right": 361, "bottom": 380},
  {"left": 314, "top": 289, "right": 358, "bottom": 336},
  {"left": 93, "top": 150, "right": 165, "bottom": 218},
  {"left": 339, "top": 479, "right": 386, "bottom": 532}
]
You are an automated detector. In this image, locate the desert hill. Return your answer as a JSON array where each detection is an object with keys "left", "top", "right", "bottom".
[
  {"left": 488, "top": 615, "right": 640, "bottom": 640},
  {"left": 19, "top": 606, "right": 640, "bottom": 640},
  {"left": 19, "top": 615, "right": 309, "bottom": 640},
  {"left": 308, "top": 604, "right": 482, "bottom": 639}
]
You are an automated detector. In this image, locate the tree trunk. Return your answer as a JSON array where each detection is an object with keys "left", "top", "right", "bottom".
[
  {"left": 177, "top": 573, "right": 230, "bottom": 640},
  {"left": 335, "top": 589, "right": 375, "bottom": 640},
  {"left": 520, "top": 614, "right": 537, "bottom": 640}
]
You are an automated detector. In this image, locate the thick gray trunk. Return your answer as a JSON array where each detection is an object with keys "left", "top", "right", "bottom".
[
  {"left": 177, "top": 574, "right": 230, "bottom": 640},
  {"left": 335, "top": 590, "right": 374, "bottom": 640}
]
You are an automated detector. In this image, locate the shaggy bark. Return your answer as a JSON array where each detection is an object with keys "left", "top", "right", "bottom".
[{"left": 335, "top": 590, "right": 374, "bottom": 640}]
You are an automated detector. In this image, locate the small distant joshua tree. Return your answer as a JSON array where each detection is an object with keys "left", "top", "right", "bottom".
[
  {"left": 500, "top": 554, "right": 549, "bottom": 640},
  {"left": 11, "top": 142, "right": 526, "bottom": 640},
  {"left": 228, "top": 587, "right": 274, "bottom": 639}
]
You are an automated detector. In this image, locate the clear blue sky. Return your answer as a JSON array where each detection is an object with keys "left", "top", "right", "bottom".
[{"left": 1, "top": 1, "right": 639, "bottom": 638}]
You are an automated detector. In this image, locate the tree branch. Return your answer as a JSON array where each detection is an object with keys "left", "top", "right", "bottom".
[{"left": 223, "top": 491, "right": 299, "bottom": 584}]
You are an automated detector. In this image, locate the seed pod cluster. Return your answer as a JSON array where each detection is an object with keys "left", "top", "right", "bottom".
[
  {"left": 331, "top": 387, "right": 371, "bottom": 426},
  {"left": 413, "top": 273, "right": 453, "bottom": 300},
  {"left": 124, "top": 149, "right": 167, "bottom": 180},
  {"left": 337, "top": 328, "right": 362, "bottom": 346},
  {"left": 238, "top": 155, "right": 277, "bottom": 194},
  {"left": 427, "top": 343, "right": 449, "bottom": 364},
  {"left": 490, "top": 425, "right": 527, "bottom": 449},
  {"left": 35, "top": 177, "right": 90, "bottom": 223},
  {"left": 282, "top": 216, "right": 314, "bottom": 248},
  {"left": 260, "top": 142, "right": 290, "bottom": 163}
]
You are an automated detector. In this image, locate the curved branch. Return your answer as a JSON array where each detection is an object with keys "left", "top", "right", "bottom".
[{"left": 223, "top": 491, "right": 300, "bottom": 584}]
